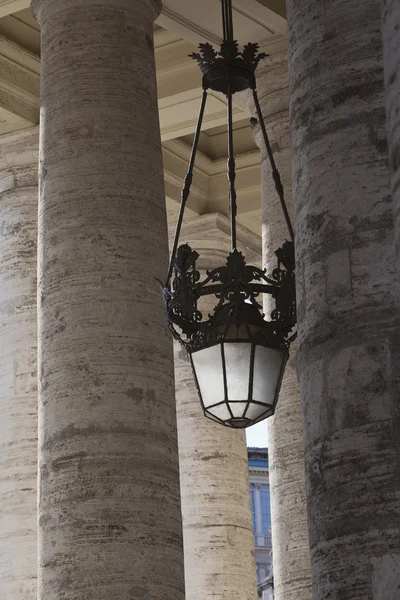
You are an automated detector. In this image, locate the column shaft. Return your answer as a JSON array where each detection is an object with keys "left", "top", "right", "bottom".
[
  {"left": 240, "top": 53, "right": 312, "bottom": 600},
  {"left": 174, "top": 214, "right": 258, "bottom": 600},
  {"left": 176, "top": 351, "right": 257, "bottom": 600},
  {"left": 288, "top": 0, "right": 400, "bottom": 597},
  {"left": 381, "top": 0, "right": 400, "bottom": 270},
  {"left": 0, "top": 126, "right": 38, "bottom": 600},
  {"left": 32, "top": 1, "right": 185, "bottom": 598}
]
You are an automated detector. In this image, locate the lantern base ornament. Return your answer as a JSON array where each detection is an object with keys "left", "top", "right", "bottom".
[{"left": 161, "top": 0, "right": 296, "bottom": 428}]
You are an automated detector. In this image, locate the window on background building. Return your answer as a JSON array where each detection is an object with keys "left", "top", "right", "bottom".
[
  {"left": 250, "top": 483, "right": 256, "bottom": 533},
  {"left": 260, "top": 484, "right": 271, "bottom": 536},
  {"left": 259, "top": 565, "right": 267, "bottom": 581}
]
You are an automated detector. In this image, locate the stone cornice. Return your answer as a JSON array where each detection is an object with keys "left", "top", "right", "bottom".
[
  {"left": 0, "top": 34, "right": 39, "bottom": 134},
  {"left": 0, "top": 1, "right": 29, "bottom": 19},
  {"left": 162, "top": 138, "right": 261, "bottom": 218},
  {"left": 157, "top": 6, "right": 221, "bottom": 47},
  {"left": 168, "top": 212, "right": 262, "bottom": 270}
]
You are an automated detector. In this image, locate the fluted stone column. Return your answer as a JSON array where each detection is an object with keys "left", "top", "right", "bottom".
[
  {"left": 174, "top": 214, "right": 259, "bottom": 600},
  {"left": 32, "top": 1, "right": 185, "bottom": 599},
  {"left": 0, "top": 126, "right": 38, "bottom": 600},
  {"left": 381, "top": 0, "right": 400, "bottom": 269},
  {"left": 240, "top": 53, "right": 312, "bottom": 600},
  {"left": 287, "top": 1, "right": 400, "bottom": 598}
]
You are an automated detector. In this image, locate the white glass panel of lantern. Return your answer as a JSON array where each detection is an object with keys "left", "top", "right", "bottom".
[
  {"left": 245, "top": 402, "right": 269, "bottom": 421},
  {"left": 223, "top": 342, "right": 252, "bottom": 401},
  {"left": 229, "top": 401, "right": 248, "bottom": 418},
  {"left": 191, "top": 344, "right": 224, "bottom": 408},
  {"left": 207, "top": 403, "right": 232, "bottom": 422},
  {"left": 252, "top": 346, "right": 287, "bottom": 404},
  {"left": 205, "top": 411, "right": 223, "bottom": 424}
]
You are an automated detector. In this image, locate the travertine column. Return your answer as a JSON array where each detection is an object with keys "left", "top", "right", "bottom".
[
  {"left": 288, "top": 0, "right": 400, "bottom": 598},
  {"left": 381, "top": 0, "right": 400, "bottom": 269},
  {"left": 0, "top": 126, "right": 38, "bottom": 600},
  {"left": 174, "top": 214, "right": 258, "bottom": 600},
  {"left": 241, "top": 53, "right": 312, "bottom": 600},
  {"left": 32, "top": 1, "right": 185, "bottom": 599}
]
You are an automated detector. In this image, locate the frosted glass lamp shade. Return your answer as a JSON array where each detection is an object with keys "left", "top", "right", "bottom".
[{"left": 190, "top": 341, "right": 288, "bottom": 428}]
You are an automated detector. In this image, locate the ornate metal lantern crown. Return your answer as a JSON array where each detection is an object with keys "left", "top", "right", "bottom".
[{"left": 162, "top": 0, "right": 296, "bottom": 429}]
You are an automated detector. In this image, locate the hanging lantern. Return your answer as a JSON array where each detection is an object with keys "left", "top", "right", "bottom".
[{"left": 161, "top": 0, "right": 296, "bottom": 429}]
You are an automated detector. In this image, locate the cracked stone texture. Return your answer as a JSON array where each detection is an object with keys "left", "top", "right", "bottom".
[
  {"left": 174, "top": 216, "right": 258, "bottom": 600},
  {"left": 287, "top": 0, "right": 400, "bottom": 598},
  {"left": 240, "top": 53, "right": 312, "bottom": 600},
  {"left": 32, "top": 1, "right": 185, "bottom": 599},
  {"left": 0, "top": 126, "right": 38, "bottom": 600},
  {"left": 381, "top": 0, "right": 400, "bottom": 274}
]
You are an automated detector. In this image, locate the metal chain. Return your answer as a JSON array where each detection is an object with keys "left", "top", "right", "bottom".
[
  {"left": 252, "top": 88, "right": 295, "bottom": 241},
  {"left": 221, "top": 0, "right": 234, "bottom": 41},
  {"left": 166, "top": 89, "right": 209, "bottom": 285},
  {"left": 227, "top": 82, "right": 237, "bottom": 250}
]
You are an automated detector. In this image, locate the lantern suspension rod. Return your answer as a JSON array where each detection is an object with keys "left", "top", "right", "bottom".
[
  {"left": 166, "top": 88, "right": 209, "bottom": 285},
  {"left": 252, "top": 89, "right": 295, "bottom": 241},
  {"left": 222, "top": 0, "right": 234, "bottom": 41},
  {"left": 227, "top": 82, "right": 237, "bottom": 251}
]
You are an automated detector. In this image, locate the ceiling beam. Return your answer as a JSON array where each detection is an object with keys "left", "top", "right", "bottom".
[
  {"left": 0, "top": 36, "right": 39, "bottom": 134},
  {"left": 157, "top": 0, "right": 286, "bottom": 48},
  {"left": 164, "top": 138, "right": 260, "bottom": 176},
  {"left": 168, "top": 212, "right": 262, "bottom": 269},
  {"left": 162, "top": 138, "right": 262, "bottom": 220},
  {"left": 159, "top": 89, "right": 246, "bottom": 141},
  {"left": 233, "top": 0, "right": 286, "bottom": 36},
  {"left": 0, "top": 1, "right": 29, "bottom": 19},
  {"left": 155, "top": 39, "right": 200, "bottom": 100},
  {"left": 162, "top": 143, "right": 209, "bottom": 215}
]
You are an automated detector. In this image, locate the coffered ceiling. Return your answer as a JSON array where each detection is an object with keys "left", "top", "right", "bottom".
[{"left": 0, "top": 0, "right": 288, "bottom": 237}]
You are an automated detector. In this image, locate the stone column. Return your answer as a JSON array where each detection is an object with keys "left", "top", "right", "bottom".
[
  {"left": 239, "top": 53, "right": 312, "bottom": 600},
  {"left": 32, "top": 1, "right": 185, "bottom": 599},
  {"left": 0, "top": 126, "right": 38, "bottom": 600},
  {"left": 381, "top": 0, "right": 400, "bottom": 269},
  {"left": 174, "top": 213, "right": 258, "bottom": 600},
  {"left": 287, "top": 0, "right": 400, "bottom": 598}
]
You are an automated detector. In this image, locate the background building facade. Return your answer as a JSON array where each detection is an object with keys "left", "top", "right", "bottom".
[{"left": 248, "top": 448, "right": 273, "bottom": 596}]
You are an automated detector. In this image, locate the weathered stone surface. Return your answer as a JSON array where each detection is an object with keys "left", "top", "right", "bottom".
[
  {"left": 371, "top": 554, "right": 400, "bottom": 599},
  {"left": 381, "top": 0, "right": 400, "bottom": 272},
  {"left": 174, "top": 215, "right": 258, "bottom": 600},
  {"left": 287, "top": 0, "right": 400, "bottom": 598},
  {"left": 32, "top": 1, "right": 185, "bottom": 598},
  {"left": 240, "top": 52, "right": 312, "bottom": 600},
  {"left": 0, "top": 125, "right": 38, "bottom": 600}
]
